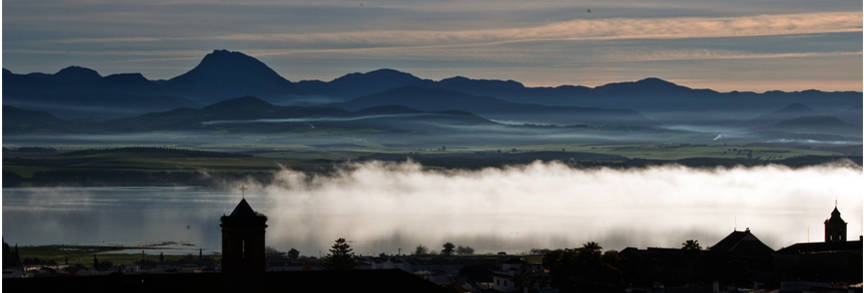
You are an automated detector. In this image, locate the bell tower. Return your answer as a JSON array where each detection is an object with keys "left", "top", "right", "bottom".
[
  {"left": 824, "top": 202, "right": 847, "bottom": 243},
  {"left": 221, "top": 197, "right": 268, "bottom": 273}
]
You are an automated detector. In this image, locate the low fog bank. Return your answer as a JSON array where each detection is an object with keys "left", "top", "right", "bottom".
[{"left": 236, "top": 161, "right": 862, "bottom": 255}]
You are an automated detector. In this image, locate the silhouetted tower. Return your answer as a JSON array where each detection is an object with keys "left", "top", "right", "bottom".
[
  {"left": 221, "top": 198, "right": 268, "bottom": 273},
  {"left": 824, "top": 203, "right": 847, "bottom": 242}
]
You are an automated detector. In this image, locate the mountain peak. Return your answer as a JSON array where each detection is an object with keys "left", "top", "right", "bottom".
[
  {"left": 635, "top": 77, "right": 674, "bottom": 85},
  {"left": 438, "top": 75, "right": 525, "bottom": 89},
  {"left": 166, "top": 49, "right": 298, "bottom": 100},
  {"left": 54, "top": 66, "right": 101, "bottom": 80},
  {"left": 194, "top": 50, "right": 275, "bottom": 72},
  {"left": 332, "top": 68, "right": 421, "bottom": 83},
  {"left": 367, "top": 68, "right": 410, "bottom": 75},
  {"left": 594, "top": 77, "right": 689, "bottom": 94},
  {"left": 202, "top": 49, "right": 250, "bottom": 61},
  {"left": 311, "top": 68, "right": 430, "bottom": 97}
]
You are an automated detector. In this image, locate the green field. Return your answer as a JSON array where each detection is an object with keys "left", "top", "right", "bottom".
[
  {"left": 15, "top": 244, "right": 218, "bottom": 267},
  {"left": 447, "top": 144, "right": 844, "bottom": 160},
  {"left": 3, "top": 143, "right": 858, "bottom": 187}
]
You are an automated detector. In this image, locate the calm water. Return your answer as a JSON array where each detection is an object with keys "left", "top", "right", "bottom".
[{"left": 2, "top": 187, "right": 242, "bottom": 253}]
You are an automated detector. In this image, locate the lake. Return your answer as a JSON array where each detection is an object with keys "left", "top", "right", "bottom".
[{"left": 2, "top": 186, "right": 233, "bottom": 254}]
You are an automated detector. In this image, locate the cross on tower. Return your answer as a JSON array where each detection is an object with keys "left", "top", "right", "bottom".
[{"left": 241, "top": 185, "right": 247, "bottom": 199}]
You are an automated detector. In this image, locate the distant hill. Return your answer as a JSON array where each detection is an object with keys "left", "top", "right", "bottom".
[
  {"left": 746, "top": 114, "right": 861, "bottom": 141},
  {"left": 307, "top": 73, "right": 859, "bottom": 117},
  {"left": 2, "top": 68, "right": 196, "bottom": 118},
  {"left": 749, "top": 103, "right": 817, "bottom": 124},
  {"left": 334, "top": 86, "right": 649, "bottom": 125},
  {"left": 774, "top": 103, "right": 814, "bottom": 114},
  {"left": 3, "top": 49, "right": 861, "bottom": 124},
  {"left": 95, "top": 96, "right": 495, "bottom": 133},
  {"left": 2, "top": 106, "right": 70, "bottom": 134},
  {"left": 297, "top": 69, "right": 433, "bottom": 98},
  {"left": 336, "top": 86, "right": 520, "bottom": 112},
  {"left": 437, "top": 76, "right": 529, "bottom": 97},
  {"left": 163, "top": 50, "right": 303, "bottom": 103},
  {"left": 743, "top": 103, "right": 860, "bottom": 139},
  {"left": 774, "top": 116, "right": 856, "bottom": 130},
  {"left": 101, "top": 97, "right": 347, "bottom": 131}
]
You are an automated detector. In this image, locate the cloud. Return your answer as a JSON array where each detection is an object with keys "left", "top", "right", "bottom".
[
  {"left": 47, "top": 11, "right": 861, "bottom": 47},
  {"left": 244, "top": 160, "right": 863, "bottom": 254},
  {"left": 606, "top": 50, "right": 863, "bottom": 62},
  {"left": 5, "top": 10, "right": 858, "bottom": 91},
  {"left": 204, "top": 12, "right": 862, "bottom": 46}
]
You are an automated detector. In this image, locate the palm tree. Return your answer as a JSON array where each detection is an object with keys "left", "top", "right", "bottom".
[{"left": 581, "top": 241, "right": 602, "bottom": 255}]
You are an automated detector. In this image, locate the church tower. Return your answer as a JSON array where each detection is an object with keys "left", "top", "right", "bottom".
[
  {"left": 221, "top": 198, "right": 268, "bottom": 273},
  {"left": 824, "top": 203, "right": 847, "bottom": 243}
]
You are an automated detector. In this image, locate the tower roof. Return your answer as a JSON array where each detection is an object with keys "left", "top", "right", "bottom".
[
  {"left": 825, "top": 206, "right": 845, "bottom": 224},
  {"left": 227, "top": 198, "right": 266, "bottom": 218}
]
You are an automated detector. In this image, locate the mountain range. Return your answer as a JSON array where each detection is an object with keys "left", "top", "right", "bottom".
[{"left": 4, "top": 49, "right": 861, "bottom": 124}]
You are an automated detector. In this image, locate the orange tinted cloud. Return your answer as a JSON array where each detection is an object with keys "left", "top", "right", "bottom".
[{"left": 205, "top": 11, "right": 861, "bottom": 46}]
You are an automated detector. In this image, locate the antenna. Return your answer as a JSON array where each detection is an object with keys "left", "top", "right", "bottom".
[
  {"left": 734, "top": 216, "right": 737, "bottom": 231},
  {"left": 807, "top": 226, "right": 810, "bottom": 242}
]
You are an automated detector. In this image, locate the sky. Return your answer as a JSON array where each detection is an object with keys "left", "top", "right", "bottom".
[{"left": 2, "top": 0, "right": 862, "bottom": 91}]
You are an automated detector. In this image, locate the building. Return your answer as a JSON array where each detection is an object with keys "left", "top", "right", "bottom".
[
  {"left": 491, "top": 258, "right": 524, "bottom": 292},
  {"left": 220, "top": 198, "right": 268, "bottom": 273},
  {"left": 775, "top": 205, "right": 862, "bottom": 283},
  {"left": 778, "top": 205, "right": 862, "bottom": 254},
  {"left": 824, "top": 203, "right": 847, "bottom": 242},
  {"left": 709, "top": 228, "right": 774, "bottom": 258},
  {"left": 619, "top": 228, "right": 777, "bottom": 291}
]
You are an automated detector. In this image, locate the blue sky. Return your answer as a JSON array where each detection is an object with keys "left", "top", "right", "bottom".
[{"left": 3, "top": 0, "right": 862, "bottom": 91}]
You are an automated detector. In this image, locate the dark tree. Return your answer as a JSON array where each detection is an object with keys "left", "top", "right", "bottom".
[
  {"left": 456, "top": 245, "right": 475, "bottom": 255},
  {"left": 288, "top": 248, "right": 300, "bottom": 260},
  {"left": 324, "top": 238, "right": 356, "bottom": 270},
  {"left": 441, "top": 242, "right": 455, "bottom": 256},
  {"left": 414, "top": 245, "right": 429, "bottom": 256},
  {"left": 581, "top": 242, "right": 602, "bottom": 257},
  {"left": 2, "top": 241, "right": 22, "bottom": 268},
  {"left": 682, "top": 239, "right": 702, "bottom": 251},
  {"left": 542, "top": 242, "right": 623, "bottom": 292}
]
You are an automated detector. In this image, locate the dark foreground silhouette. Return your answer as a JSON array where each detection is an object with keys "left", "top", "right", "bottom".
[{"left": 3, "top": 269, "right": 448, "bottom": 293}]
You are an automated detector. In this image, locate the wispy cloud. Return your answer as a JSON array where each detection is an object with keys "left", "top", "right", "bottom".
[
  {"left": 49, "top": 11, "right": 861, "bottom": 47},
  {"left": 211, "top": 12, "right": 862, "bottom": 46},
  {"left": 608, "top": 50, "right": 863, "bottom": 62}
]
